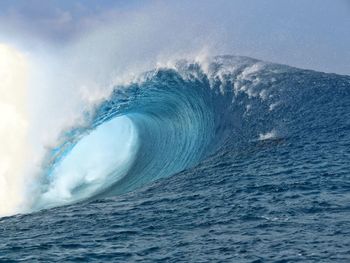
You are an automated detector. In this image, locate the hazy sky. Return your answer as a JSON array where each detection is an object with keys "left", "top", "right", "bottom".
[{"left": 0, "top": 0, "right": 349, "bottom": 74}]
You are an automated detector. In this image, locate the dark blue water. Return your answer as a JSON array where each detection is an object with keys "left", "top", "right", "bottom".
[{"left": 1, "top": 56, "right": 350, "bottom": 262}]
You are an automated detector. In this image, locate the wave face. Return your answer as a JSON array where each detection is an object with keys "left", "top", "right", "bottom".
[{"left": 32, "top": 56, "right": 350, "bottom": 211}]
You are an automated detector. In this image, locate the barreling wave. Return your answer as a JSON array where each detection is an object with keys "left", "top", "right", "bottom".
[{"left": 32, "top": 55, "right": 350, "bottom": 211}]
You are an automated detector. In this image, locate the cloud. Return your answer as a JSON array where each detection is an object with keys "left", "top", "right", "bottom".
[
  {"left": 0, "top": 0, "right": 141, "bottom": 42},
  {"left": 0, "top": 0, "right": 349, "bottom": 74}
]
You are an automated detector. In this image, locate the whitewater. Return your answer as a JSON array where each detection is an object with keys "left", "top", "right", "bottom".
[{"left": 1, "top": 47, "right": 350, "bottom": 261}]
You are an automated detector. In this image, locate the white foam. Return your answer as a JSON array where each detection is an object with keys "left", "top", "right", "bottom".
[{"left": 259, "top": 130, "right": 277, "bottom": 141}]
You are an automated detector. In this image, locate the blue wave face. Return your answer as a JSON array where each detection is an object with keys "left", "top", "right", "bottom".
[{"left": 33, "top": 56, "right": 350, "bottom": 211}]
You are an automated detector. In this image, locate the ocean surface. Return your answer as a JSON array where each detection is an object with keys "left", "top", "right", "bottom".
[{"left": 1, "top": 56, "right": 350, "bottom": 262}]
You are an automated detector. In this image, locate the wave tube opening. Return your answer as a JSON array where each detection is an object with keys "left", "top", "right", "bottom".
[{"left": 36, "top": 115, "right": 139, "bottom": 209}]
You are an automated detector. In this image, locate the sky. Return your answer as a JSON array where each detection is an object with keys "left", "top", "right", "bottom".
[{"left": 0, "top": 0, "right": 349, "bottom": 74}]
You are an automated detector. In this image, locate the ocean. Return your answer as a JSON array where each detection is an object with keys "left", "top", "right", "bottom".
[{"left": 1, "top": 56, "right": 350, "bottom": 262}]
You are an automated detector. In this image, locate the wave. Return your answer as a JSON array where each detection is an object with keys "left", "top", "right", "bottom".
[{"left": 31, "top": 55, "right": 350, "bottom": 211}]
